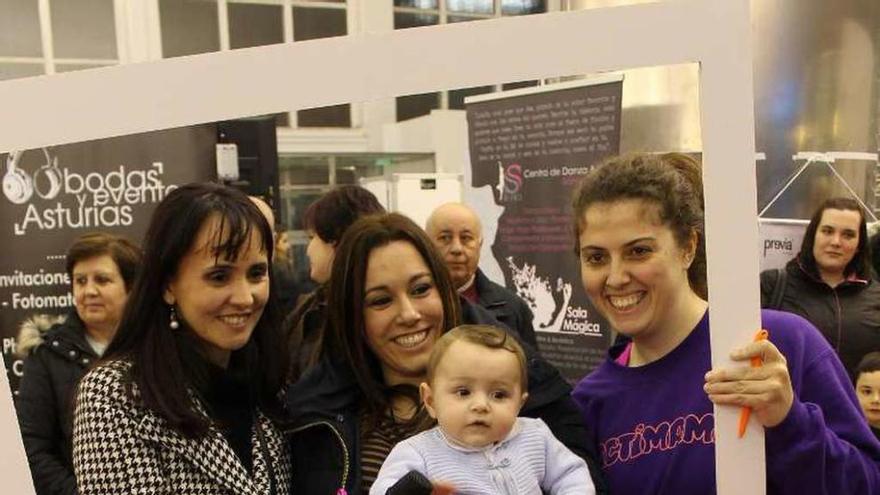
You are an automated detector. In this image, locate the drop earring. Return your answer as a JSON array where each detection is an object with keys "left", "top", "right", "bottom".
[{"left": 169, "top": 306, "right": 180, "bottom": 330}]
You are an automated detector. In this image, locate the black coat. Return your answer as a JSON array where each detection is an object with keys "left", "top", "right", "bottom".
[
  {"left": 283, "top": 287, "right": 327, "bottom": 383},
  {"left": 473, "top": 268, "right": 538, "bottom": 348},
  {"left": 16, "top": 313, "right": 98, "bottom": 495},
  {"left": 285, "top": 299, "right": 608, "bottom": 494},
  {"left": 760, "top": 261, "right": 880, "bottom": 379}
]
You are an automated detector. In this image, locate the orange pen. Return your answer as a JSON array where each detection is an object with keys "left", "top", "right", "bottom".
[{"left": 738, "top": 329, "right": 769, "bottom": 438}]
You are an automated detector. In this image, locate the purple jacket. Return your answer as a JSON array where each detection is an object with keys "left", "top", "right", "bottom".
[{"left": 572, "top": 309, "right": 880, "bottom": 494}]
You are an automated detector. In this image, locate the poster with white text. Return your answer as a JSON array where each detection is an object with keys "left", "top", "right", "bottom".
[
  {"left": 0, "top": 126, "right": 217, "bottom": 394},
  {"left": 465, "top": 79, "right": 623, "bottom": 382}
]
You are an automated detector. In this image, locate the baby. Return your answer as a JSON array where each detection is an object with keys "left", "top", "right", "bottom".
[
  {"left": 855, "top": 352, "right": 880, "bottom": 442},
  {"left": 370, "top": 324, "right": 595, "bottom": 495}
]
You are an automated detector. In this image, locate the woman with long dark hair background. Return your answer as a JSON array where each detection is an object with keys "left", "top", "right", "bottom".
[{"left": 760, "top": 197, "right": 880, "bottom": 378}]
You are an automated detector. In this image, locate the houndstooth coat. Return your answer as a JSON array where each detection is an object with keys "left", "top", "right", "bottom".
[{"left": 72, "top": 360, "right": 292, "bottom": 495}]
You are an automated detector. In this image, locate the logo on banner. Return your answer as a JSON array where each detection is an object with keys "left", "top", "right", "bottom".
[
  {"left": 3, "top": 149, "right": 63, "bottom": 205},
  {"left": 3, "top": 149, "right": 177, "bottom": 236},
  {"left": 508, "top": 257, "right": 573, "bottom": 332},
  {"left": 763, "top": 237, "right": 794, "bottom": 257},
  {"left": 496, "top": 162, "right": 523, "bottom": 203}
]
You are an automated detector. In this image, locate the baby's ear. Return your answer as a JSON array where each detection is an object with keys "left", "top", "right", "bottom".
[
  {"left": 419, "top": 382, "right": 438, "bottom": 419},
  {"left": 519, "top": 392, "right": 529, "bottom": 410}
]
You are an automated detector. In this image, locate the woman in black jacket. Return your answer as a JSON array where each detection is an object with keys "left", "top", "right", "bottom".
[
  {"left": 285, "top": 185, "right": 385, "bottom": 383},
  {"left": 286, "top": 213, "right": 607, "bottom": 494},
  {"left": 16, "top": 232, "right": 141, "bottom": 495},
  {"left": 760, "top": 197, "right": 880, "bottom": 378}
]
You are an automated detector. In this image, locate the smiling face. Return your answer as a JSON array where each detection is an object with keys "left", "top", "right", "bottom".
[
  {"left": 857, "top": 371, "right": 880, "bottom": 429},
  {"left": 578, "top": 199, "right": 697, "bottom": 343},
  {"left": 812, "top": 208, "right": 861, "bottom": 278},
  {"left": 163, "top": 215, "right": 270, "bottom": 368},
  {"left": 72, "top": 254, "right": 129, "bottom": 335},
  {"left": 363, "top": 240, "right": 444, "bottom": 386},
  {"left": 421, "top": 340, "right": 527, "bottom": 448}
]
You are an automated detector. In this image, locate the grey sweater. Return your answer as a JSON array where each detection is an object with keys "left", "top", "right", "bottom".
[{"left": 370, "top": 417, "right": 594, "bottom": 495}]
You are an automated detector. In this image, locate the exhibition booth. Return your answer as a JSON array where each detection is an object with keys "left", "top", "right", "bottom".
[{"left": 1, "top": 1, "right": 878, "bottom": 494}]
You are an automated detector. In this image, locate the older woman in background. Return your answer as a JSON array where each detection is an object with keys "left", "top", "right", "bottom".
[{"left": 16, "top": 232, "right": 141, "bottom": 495}]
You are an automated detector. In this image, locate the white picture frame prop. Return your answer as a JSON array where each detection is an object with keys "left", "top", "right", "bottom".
[{"left": 0, "top": 0, "right": 760, "bottom": 493}]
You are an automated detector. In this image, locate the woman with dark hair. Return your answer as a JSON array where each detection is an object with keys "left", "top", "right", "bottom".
[
  {"left": 760, "top": 197, "right": 880, "bottom": 378},
  {"left": 286, "top": 213, "right": 606, "bottom": 494},
  {"left": 72, "top": 183, "right": 291, "bottom": 494},
  {"left": 16, "top": 232, "right": 141, "bottom": 495},
  {"left": 571, "top": 153, "right": 880, "bottom": 494},
  {"left": 285, "top": 185, "right": 385, "bottom": 382}
]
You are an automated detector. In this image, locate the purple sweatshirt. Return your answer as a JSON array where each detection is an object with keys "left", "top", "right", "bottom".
[{"left": 572, "top": 309, "right": 880, "bottom": 494}]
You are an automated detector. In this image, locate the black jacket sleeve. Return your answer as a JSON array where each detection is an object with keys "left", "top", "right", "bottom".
[
  {"left": 17, "top": 349, "right": 78, "bottom": 495},
  {"left": 513, "top": 299, "right": 539, "bottom": 349},
  {"left": 759, "top": 269, "right": 777, "bottom": 308}
]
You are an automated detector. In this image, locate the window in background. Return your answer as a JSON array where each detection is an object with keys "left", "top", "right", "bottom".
[
  {"left": 156, "top": 0, "right": 350, "bottom": 128},
  {"left": 335, "top": 156, "right": 385, "bottom": 185},
  {"left": 0, "top": 63, "right": 44, "bottom": 80},
  {"left": 159, "top": 0, "right": 220, "bottom": 58},
  {"left": 501, "top": 0, "right": 546, "bottom": 15},
  {"left": 298, "top": 104, "right": 352, "bottom": 128},
  {"left": 292, "top": 3, "right": 350, "bottom": 127},
  {"left": 394, "top": 0, "right": 440, "bottom": 28},
  {"left": 0, "top": 0, "right": 118, "bottom": 81},
  {"left": 0, "top": 0, "right": 42, "bottom": 58},
  {"left": 292, "top": 5, "right": 347, "bottom": 41},
  {"left": 229, "top": 3, "right": 284, "bottom": 50},
  {"left": 449, "top": 85, "right": 494, "bottom": 109},
  {"left": 51, "top": 0, "right": 117, "bottom": 59},
  {"left": 278, "top": 153, "right": 432, "bottom": 284},
  {"left": 393, "top": 0, "right": 546, "bottom": 121},
  {"left": 502, "top": 80, "right": 541, "bottom": 91},
  {"left": 394, "top": 0, "right": 439, "bottom": 7},
  {"left": 397, "top": 92, "right": 441, "bottom": 122},
  {"left": 448, "top": 0, "right": 494, "bottom": 15}
]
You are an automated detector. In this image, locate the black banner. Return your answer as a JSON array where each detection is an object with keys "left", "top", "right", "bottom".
[
  {"left": 1, "top": 126, "right": 217, "bottom": 393},
  {"left": 466, "top": 79, "right": 623, "bottom": 382}
]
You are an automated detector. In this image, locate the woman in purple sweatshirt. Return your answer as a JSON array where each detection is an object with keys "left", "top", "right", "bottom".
[{"left": 570, "top": 152, "right": 880, "bottom": 494}]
